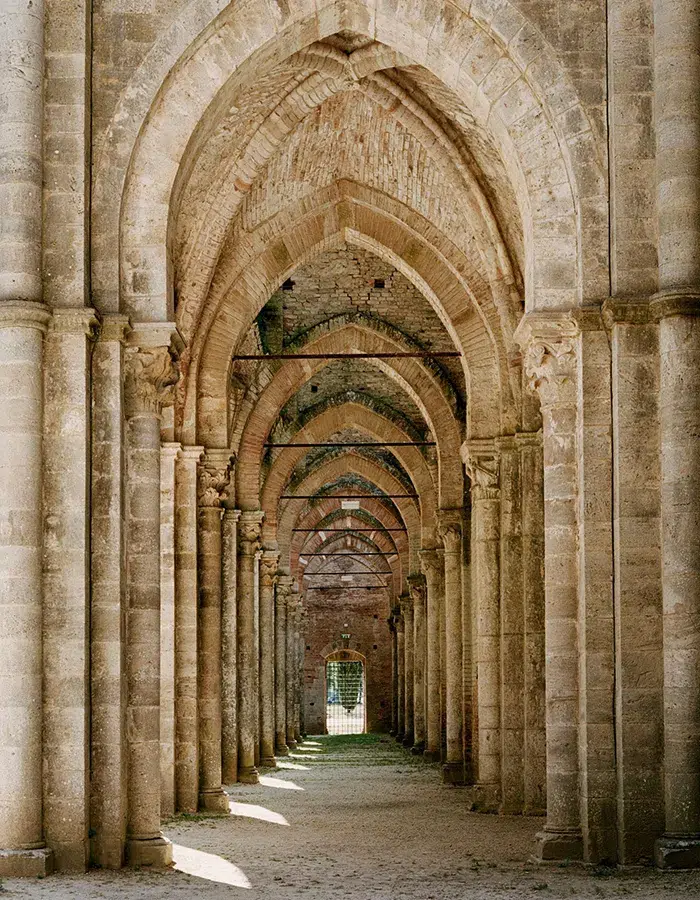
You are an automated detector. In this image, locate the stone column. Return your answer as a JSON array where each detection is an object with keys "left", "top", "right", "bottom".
[
  {"left": 90, "top": 314, "right": 130, "bottom": 869},
  {"left": 275, "top": 576, "right": 293, "bottom": 756},
  {"left": 174, "top": 446, "right": 202, "bottom": 812},
  {"left": 388, "top": 614, "right": 398, "bottom": 735},
  {"left": 159, "top": 442, "right": 180, "bottom": 819},
  {"left": 41, "top": 309, "right": 98, "bottom": 871},
  {"left": 438, "top": 509, "right": 465, "bottom": 785},
  {"left": 196, "top": 450, "right": 232, "bottom": 812},
  {"left": 395, "top": 613, "right": 406, "bottom": 741},
  {"left": 518, "top": 433, "right": 546, "bottom": 817},
  {"left": 439, "top": 562, "right": 447, "bottom": 762},
  {"left": 259, "top": 550, "right": 280, "bottom": 766},
  {"left": 237, "top": 511, "right": 264, "bottom": 782},
  {"left": 420, "top": 550, "right": 443, "bottom": 762},
  {"left": 652, "top": 296, "right": 700, "bottom": 867},
  {"left": 515, "top": 315, "right": 583, "bottom": 862},
  {"left": 123, "top": 330, "right": 177, "bottom": 867},
  {"left": 221, "top": 505, "right": 240, "bottom": 785},
  {"left": 0, "top": 302, "right": 52, "bottom": 877},
  {"left": 401, "top": 592, "right": 415, "bottom": 747},
  {"left": 286, "top": 593, "right": 299, "bottom": 748},
  {"left": 294, "top": 604, "right": 306, "bottom": 742},
  {"left": 409, "top": 574, "right": 427, "bottom": 754},
  {"left": 0, "top": 1, "right": 43, "bottom": 304},
  {"left": 463, "top": 442, "right": 502, "bottom": 809}
]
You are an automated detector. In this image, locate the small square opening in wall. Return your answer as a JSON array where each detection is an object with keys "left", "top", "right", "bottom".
[
  {"left": 373, "top": 644, "right": 378, "bottom": 650},
  {"left": 373, "top": 614, "right": 379, "bottom": 619},
  {"left": 310, "top": 384, "right": 318, "bottom": 393},
  {"left": 282, "top": 279, "right": 295, "bottom": 291},
  {"left": 341, "top": 499, "right": 360, "bottom": 509},
  {"left": 373, "top": 278, "right": 385, "bottom": 289},
  {"left": 306, "top": 645, "right": 311, "bottom": 651}
]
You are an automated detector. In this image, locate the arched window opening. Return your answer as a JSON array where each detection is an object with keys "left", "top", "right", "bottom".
[{"left": 325, "top": 650, "right": 366, "bottom": 735}]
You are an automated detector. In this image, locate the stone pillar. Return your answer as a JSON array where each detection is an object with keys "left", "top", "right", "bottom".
[
  {"left": 196, "top": 450, "right": 232, "bottom": 812},
  {"left": 401, "top": 592, "right": 415, "bottom": 747},
  {"left": 409, "top": 574, "right": 427, "bottom": 754},
  {"left": 221, "top": 505, "right": 240, "bottom": 785},
  {"left": 463, "top": 444, "right": 501, "bottom": 808},
  {"left": 41, "top": 309, "right": 97, "bottom": 871},
  {"left": 159, "top": 442, "right": 180, "bottom": 819},
  {"left": 90, "top": 314, "right": 130, "bottom": 869},
  {"left": 286, "top": 594, "right": 299, "bottom": 749},
  {"left": 652, "top": 296, "right": 700, "bottom": 868},
  {"left": 438, "top": 509, "right": 465, "bottom": 785},
  {"left": 388, "top": 614, "right": 398, "bottom": 735},
  {"left": 237, "top": 511, "right": 263, "bottom": 783},
  {"left": 395, "top": 613, "right": 406, "bottom": 741},
  {"left": 439, "top": 562, "right": 447, "bottom": 762},
  {"left": 173, "top": 447, "right": 202, "bottom": 811},
  {"left": 518, "top": 433, "right": 546, "bottom": 817},
  {"left": 259, "top": 550, "right": 280, "bottom": 766},
  {"left": 0, "top": 1, "right": 44, "bottom": 304},
  {"left": 0, "top": 302, "right": 52, "bottom": 877},
  {"left": 515, "top": 315, "right": 583, "bottom": 862},
  {"left": 123, "top": 330, "right": 177, "bottom": 867},
  {"left": 294, "top": 604, "right": 306, "bottom": 742},
  {"left": 420, "top": 550, "right": 443, "bottom": 762},
  {"left": 275, "top": 576, "right": 293, "bottom": 755}
]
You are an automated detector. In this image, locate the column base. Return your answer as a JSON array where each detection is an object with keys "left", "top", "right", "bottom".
[
  {"left": 442, "top": 761, "right": 465, "bottom": 785},
  {"left": 126, "top": 835, "right": 173, "bottom": 868},
  {"left": 402, "top": 732, "right": 414, "bottom": 748},
  {"left": 260, "top": 756, "right": 277, "bottom": 768},
  {"left": 655, "top": 835, "right": 700, "bottom": 869},
  {"left": 0, "top": 848, "right": 53, "bottom": 877},
  {"left": 276, "top": 742, "right": 290, "bottom": 756},
  {"left": 466, "top": 784, "right": 499, "bottom": 813},
  {"left": 287, "top": 739, "right": 298, "bottom": 750},
  {"left": 411, "top": 741, "right": 425, "bottom": 756},
  {"left": 423, "top": 748, "right": 441, "bottom": 763},
  {"left": 395, "top": 732, "right": 405, "bottom": 744},
  {"left": 238, "top": 766, "right": 260, "bottom": 785},
  {"left": 533, "top": 829, "right": 584, "bottom": 862},
  {"left": 199, "top": 789, "right": 231, "bottom": 813}
]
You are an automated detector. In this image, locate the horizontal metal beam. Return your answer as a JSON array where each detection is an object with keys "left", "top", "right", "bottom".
[
  {"left": 306, "top": 585, "right": 390, "bottom": 591},
  {"left": 293, "top": 527, "right": 406, "bottom": 532},
  {"left": 266, "top": 441, "right": 435, "bottom": 448},
  {"left": 282, "top": 493, "right": 417, "bottom": 500},
  {"left": 301, "top": 551, "right": 397, "bottom": 556},
  {"left": 302, "top": 572, "right": 393, "bottom": 577},
  {"left": 232, "top": 351, "right": 460, "bottom": 360}
]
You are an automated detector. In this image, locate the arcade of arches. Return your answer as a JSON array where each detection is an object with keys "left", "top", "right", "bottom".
[{"left": 1, "top": 0, "right": 700, "bottom": 884}]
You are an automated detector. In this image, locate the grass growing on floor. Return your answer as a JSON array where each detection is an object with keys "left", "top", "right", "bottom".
[{"left": 296, "top": 733, "right": 430, "bottom": 766}]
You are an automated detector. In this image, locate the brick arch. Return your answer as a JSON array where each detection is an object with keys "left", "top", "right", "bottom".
[
  {"left": 189, "top": 190, "right": 508, "bottom": 446},
  {"left": 276, "top": 454, "right": 422, "bottom": 573},
  {"left": 298, "top": 531, "right": 402, "bottom": 597},
  {"left": 257, "top": 401, "right": 438, "bottom": 540},
  {"left": 99, "top": 0, "right": 606, "bottom": 321},
  {"left": 228, "top": 320, "right": 463, "bottom": 508}
]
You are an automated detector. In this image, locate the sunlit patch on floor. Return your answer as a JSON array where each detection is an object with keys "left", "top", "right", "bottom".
[
  {"left": 229, "top": 801, "right": 290, "bottom": 825},
  {"left": 172, "top": 843, "right": 252, "bottom": 888},
  {"left": 276, "top": 760, "right": 309, "bottom": 770},
  {"left": 258, "top": 774, "right": 304, "bottom": 791}
]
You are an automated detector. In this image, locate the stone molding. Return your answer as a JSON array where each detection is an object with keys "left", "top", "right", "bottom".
[
  {"left": 179, "top": 445, "right": 204, "bottom": 463},
  {"left": 601, "top": 297, "right": 653, "bottom": 327},
  {"left": 0, "top": 300, "right": 51, "bottom": 331},
  {"left": 513, "top": 311, "right": 580, "bottom": 408},
  {"left": 124, "top": 344, "right": 179, "bottom": 417},
  {"left": 462, "top": 439, "right": 500, "bottom": 501},
  {"left": 238, "top": 510, "right": 264, "bottom": 553},
  {"left": 650, "top": 289, "right": 700, "bottom": 322},
  {"left": 419, "top": 547, "right": 443, "bottom": 577},
  {"left": 513, "top": 430, "right": 543, "bottom": 449},
  {"left": 97, "top": 313, "right": 131, "bottom": 343},
  {"left": 437, "top": 508, "right": 463, "bottom": 553},
  {"left": 161, "top": 441, "right": 182, "bottom": 461},
  {"left": 49, "top": 307, "right": 100, "bottom": 338}
]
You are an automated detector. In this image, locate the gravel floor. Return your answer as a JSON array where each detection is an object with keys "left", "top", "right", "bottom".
[{"left": 4, "top": 735, "right": 700, "bottom": 899}]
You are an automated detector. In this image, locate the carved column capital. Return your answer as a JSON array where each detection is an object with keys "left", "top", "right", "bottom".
[
  {"left": 239, "top": 510, "right": 264, "bottom": 554},
  {"left": 49, "top": 307, "right": 100, "bottom": 339},
  {"left": 261, "top": 550, "right": 281, "bottom": 588},
  {"left": 650, "top": 289, "right": 700, "bottom": 321},
  {"left": 419, "top": 547, "right": 443, "bottom": 578},
  {"left": 124, "top": 344, "right": 179, "bottom": 417},
  {"left": 461, "top": 439, "right": 500, "bottom": 501},
  {"left": 276, "top": 575, "right": 294, "bottom": 606},
  {"left": 407, "top": 572, "right": 427, "bottom": 606},
  {"left": 97, "top": 313, "right": 131, "bottom": 344},
  {"left": 198, "top": 449, "right": 234, "bottom": 508},
  {"left": 437, "top": 508, "right": 463, "bottom": 554},
  {"left": 514, "top": 312, "right": 579, "bottom": 408}
]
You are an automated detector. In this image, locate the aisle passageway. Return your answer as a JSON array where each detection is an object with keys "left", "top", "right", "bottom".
[{"left": 6, "top": 739, "right": 700, "bottom": 899}]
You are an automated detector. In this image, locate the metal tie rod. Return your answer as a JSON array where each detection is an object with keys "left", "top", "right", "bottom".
[
  {"left": 281, "top": 493, "right": 417, "bottom": 500},
  {"left": 293, "top": 527, "right": 406, "bottom": 532},
  {"left": 265, "top": 441, "right": 435, "bottom": 448},
  {"left": 232, "top": 351, "right": 460, "bottom": 360},
  {"left": 301, "top": 551, "right": 397, "bottom": 556}
]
